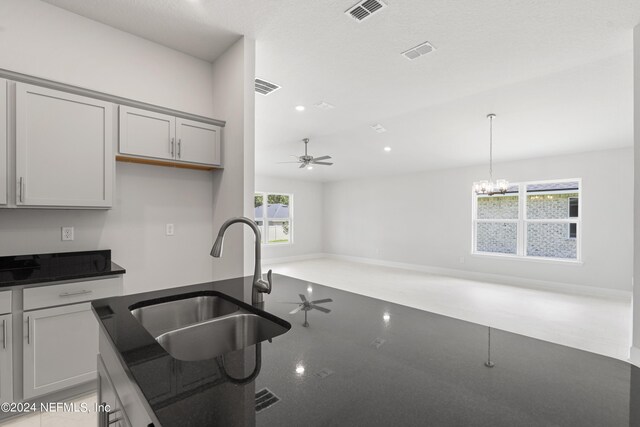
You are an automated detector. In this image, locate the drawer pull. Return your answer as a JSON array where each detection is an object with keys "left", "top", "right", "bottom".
[{"left": 59, "top": 289, "right": 93, "bottom": 298}]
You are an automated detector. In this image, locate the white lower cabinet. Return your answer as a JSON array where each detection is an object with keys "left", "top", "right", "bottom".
[
  {"left": 23, "top": 303, "right": 98, "bottom": 399},
  {"left": 0, "top": 79, "right": 7, "bottom": 206},
  {"left": 98, "top": 355, "right": 130, "bottom": 427},
  {"left": 0, "top": 314, "right": 12, "bottom": 404}
]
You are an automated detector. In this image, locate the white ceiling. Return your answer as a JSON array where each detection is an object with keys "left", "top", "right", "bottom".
[{"left": 43, "top": 0, "right": 640, "bottom": 181}]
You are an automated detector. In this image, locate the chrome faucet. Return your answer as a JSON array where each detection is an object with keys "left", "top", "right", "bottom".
[{"left": 211, "top": 217, "right": 272, "bottom": 305}]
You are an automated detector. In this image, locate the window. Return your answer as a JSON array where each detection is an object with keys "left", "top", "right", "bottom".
[
  {"left": 254, "top": 193, "right": 293, "bottom": 244},
  {"left": 472, "top": 179, "right": 581, "bottom": 261}
]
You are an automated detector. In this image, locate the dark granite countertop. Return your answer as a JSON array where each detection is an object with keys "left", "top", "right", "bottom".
[
  {"left": 92, "top": 274, "right": 637, "bottom": 427},
  {"left": 0, "top": 250, "right": 125, "bottom": 287}
]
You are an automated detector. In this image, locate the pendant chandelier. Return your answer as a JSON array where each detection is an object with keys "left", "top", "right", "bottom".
[{"left": 473, "top": 113, "right": 508, "bottom": 196}]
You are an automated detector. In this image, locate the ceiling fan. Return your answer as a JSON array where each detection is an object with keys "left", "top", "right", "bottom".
[
  {"left": 279, "top": 138, "right": 333, "bottom": 169},
  {"left": 286, "top": 294, "right": 333, "bottom": 327}
]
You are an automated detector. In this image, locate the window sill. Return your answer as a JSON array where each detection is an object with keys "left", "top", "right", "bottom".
[
  {"left": 471, "top": 252, "right": 583, "bottom": 265},
  {"left": 263, "top": 242, "right": 293, "bottom": 246}
]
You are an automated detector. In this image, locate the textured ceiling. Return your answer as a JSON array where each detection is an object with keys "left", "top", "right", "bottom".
[{"left": 43, "top": 0, "right": 640, "bottom": 181}]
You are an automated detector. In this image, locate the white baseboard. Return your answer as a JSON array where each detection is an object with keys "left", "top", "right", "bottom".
[
  {"left": 262, "top": 253, "right": 325, "bottom": 265},
  {"left": 630, "top": 346, "right": 640, "bottom": 367},
  {"left": 322, "top": 253, "right": 631, "bottom": 300}
]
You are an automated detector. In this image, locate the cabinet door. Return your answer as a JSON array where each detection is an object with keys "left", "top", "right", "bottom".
[
  {"left": 98, "top": 356, "right": 130, "bottom": 427},
  {"left": 119, "top": 106, "right": 175, "bottom": 161},
  {"left": 15, "top": 83, "right": 113, "bottom": 208},
  {"left": 0, "top": 79, "right": 6, "bottom": 206},
  {"left": 175, "top": 118, "right": 221, "bottom": 166},
  {"left": 24, "top": 303, "right": 98, "bottom": 399},
  {"left": 0, "top": 314, "right": 12, "bottom": 404}
]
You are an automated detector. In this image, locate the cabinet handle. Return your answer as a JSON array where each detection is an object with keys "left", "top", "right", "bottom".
[
  {"left": 59, "top": 289, "right": 93, "bottom": 298},
  {"left": 26, "top": 316, "right": 30, "bottom": 345},
  {"left": 170, "top": 137, "right": 175, "bottom": 156},
  {"left": 19, "top": 177, "right": 23, "bottom": 203},
  {"left": 178, "top": 139, "right": 182, "bottom": 159},
  {"left": 107, "top": 408, "right": 121, "bottom": 425},
  {"left": 2, "top": 319, "right": 6, "bottom": 350}
]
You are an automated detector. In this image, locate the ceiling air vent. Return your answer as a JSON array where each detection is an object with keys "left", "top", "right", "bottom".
[
  {"left": 255, "top": 78, "right": 281, "bottom": 96},
  {"left": 345, "top": 0, "right": 387, "bottom": 22},
  {"left": 401, "top": 41, "right": 436, "bottom": 60}
]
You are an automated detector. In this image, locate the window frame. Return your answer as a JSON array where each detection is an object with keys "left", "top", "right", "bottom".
[
  {"left": 255, "top": 191, "right": 294, "bottom": 245},
  {"left": 471, "top": 178, "right": 582, "bottom": 263}
]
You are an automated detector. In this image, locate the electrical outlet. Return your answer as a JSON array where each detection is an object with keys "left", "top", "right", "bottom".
[
  {"left": 166, "top": 224, "right": 175, "bottom": 236},
  {"left": 61, "top": 227, "right": 74, "bottom": 241}
]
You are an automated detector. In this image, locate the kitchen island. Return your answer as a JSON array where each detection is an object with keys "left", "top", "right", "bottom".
[{"left": 93, "top": 274, "right": 635, "bottom": 426}]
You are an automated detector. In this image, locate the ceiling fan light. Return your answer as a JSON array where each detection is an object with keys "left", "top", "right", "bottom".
[{"left": 307, "top": 165, "right": 313, "bottom": 170}]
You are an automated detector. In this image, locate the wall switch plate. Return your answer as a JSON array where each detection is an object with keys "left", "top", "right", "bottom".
[
  {"left": 61, "top": 227, "right": 74, "bottom": 241},
  {"left": 166, "top": 224, "right": 175, "bottom": 236}
]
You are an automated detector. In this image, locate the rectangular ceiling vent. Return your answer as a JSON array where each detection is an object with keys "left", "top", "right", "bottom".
[
  {"left": 401, "top": 41, "right": 436, "bottom": 60},
  {"left": 345, "top": 0, "right": 387, "bottom": 22},
  {"left": 255, "top": 78, "right": 281, "bottom": 96}
]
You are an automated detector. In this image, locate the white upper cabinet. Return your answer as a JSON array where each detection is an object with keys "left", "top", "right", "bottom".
[
  {"left": 119, "top": 105, "right": 221, "bottom": 167},
  {"left": 176, "top": 118, "right": 221, "bottom": 166},
  {"left": 0, "top": 79, "right": 7, "bottom": 206},
  {"left": 15, "top": 83, "right": 113, "bottom": 208},
  {"left": 119, "top": 106, "right": 175, "bottom": 161}
]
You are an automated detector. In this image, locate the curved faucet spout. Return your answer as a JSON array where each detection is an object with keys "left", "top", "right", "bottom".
[{"left": 211, "top": 217, "right": 272, "bottom": 305}]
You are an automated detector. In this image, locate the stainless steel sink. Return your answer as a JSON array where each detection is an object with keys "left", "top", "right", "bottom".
[
  {"left": 129, "top": 292, "right": 290, "bottom": 361},
  {"left": 130, "top": 295, "right": 240, "bottom": 337},
  {"left": 156, "top": 313, "right": 289, "bottom": 361}
]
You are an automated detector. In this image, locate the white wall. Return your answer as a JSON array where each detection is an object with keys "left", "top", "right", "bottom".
[
  {"left": 256, "top": 175, "right": 324, "bottom": 261},
  {"left": 632, "top": 23, "right": 640, "bottom": 364},
  {"left": 0, "top": 0, "right": 249, "bottom": 294},
  {"left": 323, "top": 148, "right": 633, "bottom": 293},
  {"left": 0, "top": 0, "right": 215, "bottom": 117},
  {"left": 210, "top": 37, "right": 256, "bottom": 282}
]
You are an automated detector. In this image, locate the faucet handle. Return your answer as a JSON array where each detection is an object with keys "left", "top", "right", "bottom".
[{"left": 266, "top": 269, "right": 273, "bottom": 294}]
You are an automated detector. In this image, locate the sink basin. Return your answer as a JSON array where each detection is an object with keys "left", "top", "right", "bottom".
[
  {"left": 129, "top": 291, "right": 290, "bottom": 361},
  {"left": 130, "top": 295, "right": 240, "bottom": 337},
  {"left": 156, "top": 313, "right": 289, "bottom": 361}
]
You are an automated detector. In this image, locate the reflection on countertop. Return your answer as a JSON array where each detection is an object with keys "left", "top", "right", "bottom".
[{"left": 94, "top": 274, "right": 637, "bottom": 427}]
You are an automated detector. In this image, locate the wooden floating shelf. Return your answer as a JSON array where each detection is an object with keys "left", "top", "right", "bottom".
[{"left": 116, "top": 156, "right": 221, "bottom": 171}]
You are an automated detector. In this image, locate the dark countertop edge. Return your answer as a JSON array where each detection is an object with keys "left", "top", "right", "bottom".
[
  {"left": 95, "top": 318, "right": 162, "bottom": 427},
  {"left": 0, "top": 261, "right": 126, "bottom": 288}
]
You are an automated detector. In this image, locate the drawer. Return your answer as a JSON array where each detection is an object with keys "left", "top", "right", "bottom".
[
  {"left": 0, "top": 291, "right": 10, "bottom": 315},
  {"left": 24, "top": 276, "right": 123, "bottom": 310}
]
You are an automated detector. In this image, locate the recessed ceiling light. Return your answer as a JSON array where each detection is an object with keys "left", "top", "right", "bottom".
[
  {"left": 307, "top": 165, "right": 313, "bottom": 170},
  {"left": 384, "top": 146, "right": 391, "bottom": 152},
  {"left": 371, "top": 124, "right": 387, "bottom": 133},
  {"left": 295, "top": 364, "right": 305, "bottom": 375},
  {"left": 314, "top": 101, "right": 336, "bottom": 110},
  {"left": 295, "top": 105, "right": 305, "bottom": 111}
]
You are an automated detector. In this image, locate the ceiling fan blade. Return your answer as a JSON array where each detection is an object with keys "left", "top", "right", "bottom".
[
  {"left": 277, "top": 161, "right": 301, "bottom": 164},
  {"left": 312, "top": 162, "right": 333, "bottom": 166},
  {"left": 290, "top": 155, "right": 301, "bottom": 159},
  {"left": 289, "top": 305, "right": 303, "bottom": 315},
  {"left": 310, "top": 298, "right": 333, "bottom": 304},
  {"left": 299, "top": 163, "right": 307, "bottom": 169},
  {"left": 311, "top": 305, "right": 331, "bottom": 314},
  {"left": 299, "top": 294, "right": 308, "bottom": 302},
  {"left": 312, "top": 155, "right": 332, "bottom": 161}
]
